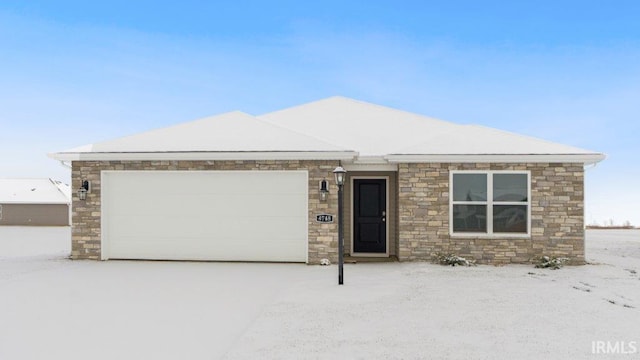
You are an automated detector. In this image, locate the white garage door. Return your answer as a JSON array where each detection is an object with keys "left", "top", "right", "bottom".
[{"left": 101, "top": 171, "right": 308, "bottom": 262}]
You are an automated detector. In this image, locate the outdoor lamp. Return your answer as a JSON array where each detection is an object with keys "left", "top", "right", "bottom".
[
  {"left": 333, "top": 166, "right": 346, "bottom": 186},
  {"left": 319, "top": 179, "right": 329, "bottom": 201},
  {"left": 333, "top": 166, "right": 347, "bottom": 285},
  {"left": 78, "top": 180, "right": 90, "bottom": 200}
]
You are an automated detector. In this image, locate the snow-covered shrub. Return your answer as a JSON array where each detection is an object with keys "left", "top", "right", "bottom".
[
  {"left": 435, "top": 253, "right": 476, "bottom": 267},
  {"left": 534, "top": 256, "right": 569, "bottom": 270}
]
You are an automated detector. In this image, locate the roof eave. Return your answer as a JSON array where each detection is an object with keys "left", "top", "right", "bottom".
[
  {"left": 385, "top": 153, "right": 607, "bottom": 165},
  {"left": 48, "top": 151, "right": 359, "bottom": 162},
  {"left": 49, "top": 151, "right": 606, "bottom": 165}
]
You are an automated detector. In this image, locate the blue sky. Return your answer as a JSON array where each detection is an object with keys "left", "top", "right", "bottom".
[{"left": 1, "top": 1, "right": 639, "bottom": 225}]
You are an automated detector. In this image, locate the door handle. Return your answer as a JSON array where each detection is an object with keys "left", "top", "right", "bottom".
[{"left": 382, "top": 210, "right": 386, "bottom": 222}]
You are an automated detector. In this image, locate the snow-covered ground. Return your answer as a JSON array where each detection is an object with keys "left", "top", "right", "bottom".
[{"left": 0, "top": 227, "right": 638, "bottom": 359}]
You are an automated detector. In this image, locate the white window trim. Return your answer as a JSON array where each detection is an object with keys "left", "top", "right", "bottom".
[{"left": 449, "top": 170, "right": 531, "bottom": 238}]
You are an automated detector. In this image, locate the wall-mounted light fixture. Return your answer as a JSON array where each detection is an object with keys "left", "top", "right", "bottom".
[
  {"left": 319, "top": 179, "right": 329, "bottom": 201},
  {"left": 78, "top": 180, "right": 90, "bottom": 200}
]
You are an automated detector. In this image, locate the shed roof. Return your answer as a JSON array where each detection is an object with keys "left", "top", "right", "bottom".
[
  {"left": 0, "top": 179, "right": 71, "bottom": 204},
  {"left": 49, "top": 96, "right": 605, "bottom": 165}
]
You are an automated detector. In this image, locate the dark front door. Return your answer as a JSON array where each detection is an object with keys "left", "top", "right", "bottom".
[{"left": 353, "top": 179, "right": 387, "bottom": 253}]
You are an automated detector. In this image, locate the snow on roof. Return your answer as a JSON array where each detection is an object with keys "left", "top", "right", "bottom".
[
  {"left": 260, "top": 96, "right": 459, "bottom": 157},
  {"left": 59, "top": 111, "right": 351, "bottom": 154},
  {"left": 392, "top": 124, "right": 599, "bottom": 155},
  {"left": 49, "top": 96, "right": 605, "bottom": 164},
  {"left": 0, "top": 179, "right": 71, "bottom": 204},
  {"left": 261, "top": 97, "right": 605, "bottom": 164}
]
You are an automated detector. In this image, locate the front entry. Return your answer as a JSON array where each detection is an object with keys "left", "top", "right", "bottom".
[{"left": 353, "top": 178, "right": 387, "bottom": 254}]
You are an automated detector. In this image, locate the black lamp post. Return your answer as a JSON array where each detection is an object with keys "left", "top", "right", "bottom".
[{"left": 333, "top": 166, "right": 346, "bottom": 285}]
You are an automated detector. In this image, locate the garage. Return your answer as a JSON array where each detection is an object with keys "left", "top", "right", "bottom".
[{"left": 101, "top": 171, "right": 308, "bottom": 262}]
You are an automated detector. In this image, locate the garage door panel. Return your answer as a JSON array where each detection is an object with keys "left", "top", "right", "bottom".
[
  {"left": 110, "top": 172, "right": 306, "bottom": 197},
  {"left": 110, "top": 236, "right": 307, "bottom": 261},
  {"left": 112, "top": 194, "right": 307, "bottom": 218},
  {"left": 164, "top": 194, "right": 308, "bottom": 217},
  {"left": 103, "top": 171, "right": 308, "bottom": 262},
  {"left": 108, "top": 214, "right": 307, "bottom": 239}
]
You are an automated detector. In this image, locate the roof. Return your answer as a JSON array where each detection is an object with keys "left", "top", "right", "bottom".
[
  {"left": 74, "top": 111, "right": 350, "bottom": 153},
  {"left": 385, "top": 124, "right": 605, "bottom": 163},
  {"left": 54, "top": 111, "right": 356, "bottom": 161},
  {"left": 49, "top": 96, "right": 605, "bottom": 165},
  {"left": 259, "top": 97, "right": 457, "bottom": 157},
  {"left": 0, "top": 179, "right": 71, "bottom": 204}
]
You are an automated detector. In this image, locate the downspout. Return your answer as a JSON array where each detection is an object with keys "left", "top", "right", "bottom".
[
  {"left": 56, "top": 161, "right": 73, "bottom": 226},
  {"left": 583, "top": 161, "right": 600, "bottom": 235},
  {"left": 58, "top": 160, "right": 72, "bottom": 169},
  {"left": 584, "top": 163, "right": 598, "bottom": 171}
]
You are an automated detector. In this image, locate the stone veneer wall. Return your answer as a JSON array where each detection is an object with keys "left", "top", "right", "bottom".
[
  {"left": 397, "top": 163, "right": 585, "bottom": 265},
  {"left": 71, "top": 160, "right": 340, "bottom": 264}
]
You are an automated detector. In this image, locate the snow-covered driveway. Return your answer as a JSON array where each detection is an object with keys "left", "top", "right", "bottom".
[
  {"left": 0, "top": 227, "right": 316, "bottom": 359},
  {"left": 0, "top": 227, "right": 638, "bottom": 359}
]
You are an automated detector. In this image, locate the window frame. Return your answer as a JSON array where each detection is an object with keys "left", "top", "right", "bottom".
[{"left": 449, "top": 170, "right": 531, "bottom": 237}]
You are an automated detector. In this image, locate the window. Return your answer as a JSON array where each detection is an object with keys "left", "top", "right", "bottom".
[{"left": 451, "top": 171, "right": 530, "bottom": 235}]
